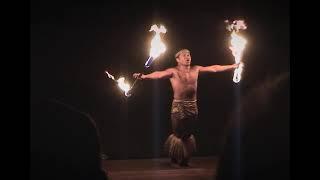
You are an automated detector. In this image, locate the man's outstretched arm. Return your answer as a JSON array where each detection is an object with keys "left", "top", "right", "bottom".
[
  {"left": 198, "top": 63, "right": 240, "bottom": 73},
  {"left": 133, "top": 68, "right": 173, "bottom": 80}
]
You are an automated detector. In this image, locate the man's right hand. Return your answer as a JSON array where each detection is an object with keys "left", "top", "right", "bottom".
[
  {"left": 234, "top": 62, "right": 244, "bottom": 69},
  {"left": 133, "top": 73, "right": 143, "bottom": 80}
]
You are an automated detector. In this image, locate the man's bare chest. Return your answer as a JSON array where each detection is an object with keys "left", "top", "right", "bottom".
[{"left": 176, "top": 71, "right": 198, "bottom": 84}]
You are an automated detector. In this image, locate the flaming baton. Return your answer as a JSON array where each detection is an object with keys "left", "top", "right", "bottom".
[
  {"left": 225, "top": 20, "right": 247, "bottom": 83},
  {"left": 105, "top": 71, "right": 132, "bottom": 97},
  {"left": 144, "top": 24, "right": 167, "bottom": 68},
  {"left": 130, "top": 24, "right": 168, "bottom": 91},
  {"left": 105, "top": 25, "right": 168, "bottom": 97}
]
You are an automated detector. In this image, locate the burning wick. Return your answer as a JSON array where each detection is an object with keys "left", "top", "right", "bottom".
[
  {"left": 105, "top": 71, "right": 132, "bottom": 97},
  {"left": 225, "top": 20, "right": 247, "bottom": 83},
  {"left": 144, "top": 24, "right": 167, "bottom": 68}
]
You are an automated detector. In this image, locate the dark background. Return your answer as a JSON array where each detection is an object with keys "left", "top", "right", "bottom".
[{"left": 30, "top": 0, "right": 289, "bottom": 159}]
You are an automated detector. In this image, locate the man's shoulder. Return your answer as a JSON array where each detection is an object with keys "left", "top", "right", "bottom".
[
  {"left": 166, "top": 67, "right": 178, "bottom": 72},
  {"left": 191, "top": 65, "right": 201, "bottom": 71}
]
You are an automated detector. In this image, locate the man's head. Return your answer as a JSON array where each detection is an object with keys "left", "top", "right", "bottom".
[{"left": 175, "top": 49, "right": 191, "bottom": 66}]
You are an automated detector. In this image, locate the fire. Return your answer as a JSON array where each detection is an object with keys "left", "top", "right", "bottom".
[
  {"left": 229, "top": 31, "right": 247, "bottom": 64},
  {"left": 105, "top": 71, "right": 115, "bottom": 80},
  {"left": 233, "top": 62, "right": 244, "bottom": 83},
  {"left": 226, "top": 20, "right": 247, "bottom": 83},
  {"left": 116, "top": 77, "right": 131, "bottom": 97},
  {"left": 105, "top": 71, "right": 132, "bottom": 97},
  {"left": 149, "top": 24, "right": 167, "bottom": 59},
  {"left": 144, "top": 24, "right": 167, "bottom": 68}
]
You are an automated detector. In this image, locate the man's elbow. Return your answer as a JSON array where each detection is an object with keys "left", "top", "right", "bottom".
[{"left": 159, "top": 75, "right": 168, "bottom": 79}]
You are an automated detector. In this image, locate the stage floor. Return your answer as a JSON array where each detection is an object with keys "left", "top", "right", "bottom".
[{"left": 102, "top": 156, "right": 218, "bottom": 180}]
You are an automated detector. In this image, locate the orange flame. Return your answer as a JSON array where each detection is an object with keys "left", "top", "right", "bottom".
[
  {"left": 116, "top": 77, "right": 131, "bottom": 97},
  {"left": 105, "top": 71, "right": 131, "bottom": 97},
  {"left": 149, "top": 24, "right": 167, "bottom": 59},
  {"left": 229, "top": 25, "right": 247, "bottom": 83},
  {"left": 229, "top": 31, "right": 247, "bottom": 63}
]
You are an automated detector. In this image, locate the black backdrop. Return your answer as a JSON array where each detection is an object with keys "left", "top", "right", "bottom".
[{"left": 31, "top": 0, "right": 289, "bottom": 159}]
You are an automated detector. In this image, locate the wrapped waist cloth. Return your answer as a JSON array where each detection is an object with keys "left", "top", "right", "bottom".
[
  {"left": 171, "top": 99, "right": 198, "bottom": 138},
  {"left": 164, "top": 99, "right": 198, "bottom": 165}
]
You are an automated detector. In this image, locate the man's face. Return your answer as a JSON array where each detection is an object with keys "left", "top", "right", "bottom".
[{"left": 177, "top": 51, "right": 191, "bottom": 66}]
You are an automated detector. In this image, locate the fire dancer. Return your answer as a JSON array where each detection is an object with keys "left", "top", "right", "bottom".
[{"left": 133, "top": 49, "right": 240, "bottom": 166}]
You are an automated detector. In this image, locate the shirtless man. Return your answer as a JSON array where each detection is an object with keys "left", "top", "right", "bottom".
[{"left": 133, "top": 49, "right": 239, "bottom": 166}]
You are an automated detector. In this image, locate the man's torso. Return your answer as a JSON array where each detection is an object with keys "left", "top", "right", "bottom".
[{"left": 169, "top": 66, "right": 199, "bottom": 100}]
